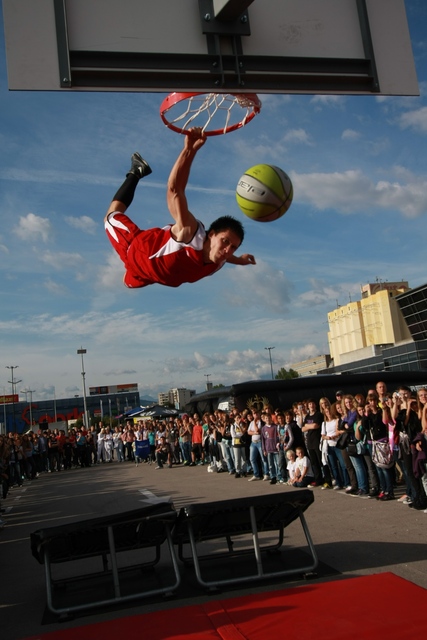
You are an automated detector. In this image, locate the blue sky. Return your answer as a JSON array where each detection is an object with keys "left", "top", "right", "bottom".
[{"left": 0, "top": 1, "right": 427, "bottom": 403}]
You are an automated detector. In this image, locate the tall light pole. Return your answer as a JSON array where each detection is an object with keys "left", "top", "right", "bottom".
[
  {"left": 204, "top": 373, "right": 212, "bottom": 390},
  {"left": 2, "top": 387, "right": 6, "bottom": 435},
  {"left": 264, "top": 347, "right": 275, "bottom": 380},
  {"left": 6, "top": 366, "right": 22, "bottom": 431},
  {"left": 53, "top": 386, "right": 58, "bottom": 422},
  {"left": 21, "top": 388, "right": 35, "bottom": 431},
  {"left": 77, "top": 348, "right": 89, "bottom": 429}
]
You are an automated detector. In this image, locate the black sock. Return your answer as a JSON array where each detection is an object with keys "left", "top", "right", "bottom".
[{"left": 112, "top": 174, "right": 139, "bottom": 208}]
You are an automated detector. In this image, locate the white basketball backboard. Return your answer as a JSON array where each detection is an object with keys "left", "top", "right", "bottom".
[{"left": 2, "top": 0, "right": 419, "bottom": 95}]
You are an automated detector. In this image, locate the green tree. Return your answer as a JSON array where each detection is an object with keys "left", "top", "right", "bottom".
[{"left": 275, "top": 367, "right": 299, "bottom": 380}]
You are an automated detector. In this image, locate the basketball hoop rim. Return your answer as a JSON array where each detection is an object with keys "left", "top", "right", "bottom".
[{"left": 159, "top": 91, "right": 262, "bottom": 136}]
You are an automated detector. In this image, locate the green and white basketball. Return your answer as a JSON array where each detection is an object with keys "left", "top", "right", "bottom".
[{"left": 236, "top": 164, "right": 293, "bottom": 222}]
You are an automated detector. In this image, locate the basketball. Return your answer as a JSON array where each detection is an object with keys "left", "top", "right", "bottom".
[{"left": 236, "top": 164, "right": 293, "bottom": 222}]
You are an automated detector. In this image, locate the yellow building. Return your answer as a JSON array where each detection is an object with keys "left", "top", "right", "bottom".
[{"left": 328, "top": 282, "right": 412, "bottom": 367}]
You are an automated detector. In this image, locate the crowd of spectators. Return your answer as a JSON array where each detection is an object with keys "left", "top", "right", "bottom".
[{"left": 1, "top": 379, "right": 427, "bottom": 528}]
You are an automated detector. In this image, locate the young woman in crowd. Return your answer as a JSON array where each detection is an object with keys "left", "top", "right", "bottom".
[{"left": 320, "top": 402, "right": 343, "bottom": 490}]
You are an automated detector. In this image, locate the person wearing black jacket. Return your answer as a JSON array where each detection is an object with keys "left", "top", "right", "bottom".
[
  {"left": 302, "top": 399, "right": 323, "bottom": 487},
  {"left": 361, "top": 398, "right": 391, "bottom": 500},
  {"left": 392, "top": 386, "right": 424, "bottom": 509}
]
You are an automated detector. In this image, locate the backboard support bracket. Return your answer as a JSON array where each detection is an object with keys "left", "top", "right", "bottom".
[
  {"left": 356, "top": 0, "right": 380, "bottom": 92},
  {"left": 199, "top": 0, "right": 250, "bottom": 87},
  {"left": 199, "top": 0, "right": 251, "bottom": 36},
  {"left": 54, "top": 0, "right": 71, "bottom": 88}
]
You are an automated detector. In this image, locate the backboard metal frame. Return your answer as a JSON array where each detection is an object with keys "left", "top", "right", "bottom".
[{"left": 2, "top": 0, "right": 419, "bottom": 96}]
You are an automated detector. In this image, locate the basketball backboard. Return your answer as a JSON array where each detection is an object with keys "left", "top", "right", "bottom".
[{"left": 2, "top": 0, "right": 419, "bottom": 96}]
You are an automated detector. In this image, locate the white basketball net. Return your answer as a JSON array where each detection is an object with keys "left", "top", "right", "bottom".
[{"left": 161, "top": 92, "right": 261, "bottom": 136}]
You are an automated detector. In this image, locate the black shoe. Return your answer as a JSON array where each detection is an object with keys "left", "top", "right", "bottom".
[
  {"left": 235, "top": 473, "right": 241, "bottom": 478},
  {"left": 127, "top": 152, "right": 152, "bottom": 179},
  {"left": 348, "top": 489, "right": 359, "bottom": 496},
  {"left": 270, "top": 477, "right": 277, "bottom": 485},
  {"left": 369, "top": 488, "right": 379, "bottom": 497}
]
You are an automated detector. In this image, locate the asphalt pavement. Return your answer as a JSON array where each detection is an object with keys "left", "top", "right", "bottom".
[{"left": 1, "top": 459, "right": 426, "bottom": 640}]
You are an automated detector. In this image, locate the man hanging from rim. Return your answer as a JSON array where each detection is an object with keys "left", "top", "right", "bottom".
[{"left": 105, "top": 127, "right": 256, "bottom": 289}]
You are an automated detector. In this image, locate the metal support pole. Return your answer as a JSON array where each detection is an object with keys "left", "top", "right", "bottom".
[
  {"left": 77, "top": 348, "right": 89, "bottom": 428},
  {"left": 264, "top": 347, "right": 275, "bottom": 380}
]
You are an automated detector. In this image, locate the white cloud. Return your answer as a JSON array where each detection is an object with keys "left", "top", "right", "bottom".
[
  {"left": 40, "top": 250, "right": 84, "bottom": 270},
  {"left": 98, "top": 252, "right": 124, "bottom": 289},
  {"left": 224, "top": 259, "right": 292, "bottom": 312},
  {"left": 104, "top": 369, "right": 137, "bottom": 376},
  {"left": 44, "top": 278, "right": 67, "bottom": 295},
  {"left": 288, "top": 344, "right": 322, "bottom": 363},
  {"left": 65, "top": 215, "right": 98, "bottom": 234},
  {"left": 310, "top": 95, "right": 346, "bottom": 108},
  {"left": 292, "top": 169, "right": 427, "bottom": 217},
  {"left": 341, "top": 129, "right": 361, "bottom": 141},
  {"left": 295, "top": 279, "right": 360, "bottom": 308},
  {"left": 283, "top": 128, "right": 313, "bottom": 145},
  {"left": 398, "top": 106, "right": 427, "bottom": 133},
  {"left": 13, "top": 213, "right": 51, "bottom": 243},
  {"left": 161, "top": 348, "right": 276, "bottom": 384}
]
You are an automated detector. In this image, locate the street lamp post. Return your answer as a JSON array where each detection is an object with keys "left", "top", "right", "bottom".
[
  {"left": 77, "top": 348, "right": 89, "bottom": 429},
  {"left": 204, "top": 373, "right": 212, "bottom": 390},
  {"left": 2, "top": 387, "right": 6, "bottom": 435},
  {"left": 264, "top": 347, "right": 275, "bottom": 380},
  {"left": 6, "top": 366, "right": 22, "bottom": 431},
  {"left": 53, "top": 386, "right": 58, "bottom": 422},
  {"left": 21, "top": 388, "right": 35, "bottom": 430}
]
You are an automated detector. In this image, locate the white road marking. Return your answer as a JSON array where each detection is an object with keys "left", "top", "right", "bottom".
[{"left": 138, "top": 489, "right": 172, "bottom": 504}]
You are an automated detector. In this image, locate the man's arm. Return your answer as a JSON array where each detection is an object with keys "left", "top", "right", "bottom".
[
  {"left": 167, "top": 127, "right": 206, "bottom": 243},
  {"left": 226, "top": 254, "right": 256, "bottom": 265}
]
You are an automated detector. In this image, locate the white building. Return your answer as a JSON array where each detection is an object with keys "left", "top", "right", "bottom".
[{"left": 158, "top": 388, "right": 196, "bottom": 410}]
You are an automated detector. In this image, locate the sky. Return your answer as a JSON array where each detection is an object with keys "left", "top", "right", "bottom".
[{"left": 0, "top": 1, "right": 427, "bottom": 403}]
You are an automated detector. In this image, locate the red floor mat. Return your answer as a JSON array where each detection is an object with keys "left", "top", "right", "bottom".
[{"left": 23, "top": 573, "right": 426, "bottom": 640}]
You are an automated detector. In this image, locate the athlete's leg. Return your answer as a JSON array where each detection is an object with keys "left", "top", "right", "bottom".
[
  {"left": 104, "top": 153, "right": 152, "bottom": 273},
  {"left": 105, "top": 153, "right": 152, "bottom": 220}
]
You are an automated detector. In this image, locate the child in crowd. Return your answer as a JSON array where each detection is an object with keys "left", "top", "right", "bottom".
[{"left": 291, "top": 447, "right": 315, "bottom": 487}]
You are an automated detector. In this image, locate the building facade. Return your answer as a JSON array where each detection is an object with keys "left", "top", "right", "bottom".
[
  {"left": 158, "top": 388, "right": 196, "bottom": 410},
  {"left": 323, "top": 281, "right": 427, "bottom": 375},
  {"left": 396, "top": 282, "right": 427, "bottom": 342},
  {"left": 290, "top": 355, "right": 332, "bottom": 377},
  {"left": 1, "top": 390, "right": 141, "bottom": 435},
  {"left": 327, "top": 281, "right": 411, "bottom": 367}
]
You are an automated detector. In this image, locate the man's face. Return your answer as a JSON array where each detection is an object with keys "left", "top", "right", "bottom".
[
  {"left": 376, "top": 382, "right": 387, "bottom": 396},
  {"left": 205, "top": 229, "right": 241, "bottom": 264}
]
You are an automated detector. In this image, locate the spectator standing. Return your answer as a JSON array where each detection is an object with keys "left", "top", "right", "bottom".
[
  {"left": 190, "top": 415, "right": 204, "bottom": 466},
  {"left": 302, "top": 399, "right": 323, "bottom": 486},
  {"left": 261, "top": 411, "right": 282, "bottom": 484},
  {"left": 248, "top": 410, "right": 268, "bottom": 481}
]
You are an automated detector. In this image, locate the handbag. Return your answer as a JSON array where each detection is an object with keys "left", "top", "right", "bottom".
[
  {"left": 240, "top": 431, "right": 250, "bottom": 446},
  {"left": 346, "top": 442, "right": 359, "bottom": 457},
  {"left": 356, "top": 440, "right": 368, "bottom": 456},
  {"left": 399, "top": 431, "right": 411, "bottom": 456},
  {"left": 371, "top": 439, "right": 394, "bottom": 469},
  {"left": 336, "top": 432, "right": 349, "bottom": 450}
]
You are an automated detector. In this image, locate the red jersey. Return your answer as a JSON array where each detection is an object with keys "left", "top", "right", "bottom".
[{"left": 105, "top": 212, "right": 225, "bottom": 288}]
